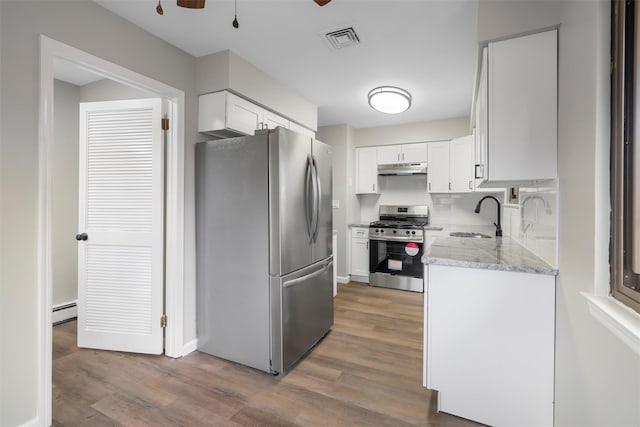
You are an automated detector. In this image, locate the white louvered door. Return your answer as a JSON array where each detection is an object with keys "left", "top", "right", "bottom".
[{"left": 77, "top": 99, "right": 164, "bottom": 354}]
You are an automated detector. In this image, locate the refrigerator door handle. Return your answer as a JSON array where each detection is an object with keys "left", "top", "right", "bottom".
[
  {"left": 311, "top": 155, "right": 321, "bottom": 243},
  {"left": 310, "top": 156, "right": 319, "bottom": 243},
  {"left": 282, "top": 260, "right": 333, "bottom": 288},
  {"left": 304, "top": 155, "right": 313, "bottom": 243}
]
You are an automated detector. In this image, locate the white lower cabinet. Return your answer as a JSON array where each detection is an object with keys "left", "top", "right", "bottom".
[
  {"left": 425, "top": 264, "right": 555, "bottom": 427},
  {"left": 350, "top": 227, "right": 369, "bottom": 281}
]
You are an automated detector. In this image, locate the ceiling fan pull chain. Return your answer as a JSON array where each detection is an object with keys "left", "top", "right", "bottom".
[
  {"left": 156, "top": 0, "right": 163, "bottom": 15},
  {"left": 232, "top": 0, "right": 239, "bottom": 28}
]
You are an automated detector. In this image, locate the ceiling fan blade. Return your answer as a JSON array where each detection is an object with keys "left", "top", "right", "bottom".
[
  {"left": 314, "top": 0, "right": 332, "bottom": 6},
  {"left": 177, "top": 0, "right": 205, "bottom": 9}
]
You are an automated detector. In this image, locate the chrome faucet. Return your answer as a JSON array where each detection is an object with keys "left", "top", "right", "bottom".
[{"left": 474, "top": 195, "right": 502, "bottom": 237}]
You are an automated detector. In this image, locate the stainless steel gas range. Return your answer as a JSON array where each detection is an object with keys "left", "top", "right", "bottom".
[{"left": 369, "top": 205, "right": 429, "bottom": 292}]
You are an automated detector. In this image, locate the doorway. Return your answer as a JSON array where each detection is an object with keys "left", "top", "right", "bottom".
[{"left": 39, "top": 36, "right": 186, "bottom": 425}]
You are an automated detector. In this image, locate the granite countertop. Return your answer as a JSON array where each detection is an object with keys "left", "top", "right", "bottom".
[
  {"left": 423, "top": 236, "right": 558, "bottom": 276},
  {"left": 349, "top": 223, "right": 370, "bottom": 228}
]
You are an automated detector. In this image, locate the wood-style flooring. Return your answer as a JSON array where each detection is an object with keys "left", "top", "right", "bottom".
[{"left": 53, "top": 282, "right": 482, "bottom": 427}]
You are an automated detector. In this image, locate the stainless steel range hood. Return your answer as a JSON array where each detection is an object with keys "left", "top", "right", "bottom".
[{"left": 377, "top": 162, "right": 427, "bottom": 176}]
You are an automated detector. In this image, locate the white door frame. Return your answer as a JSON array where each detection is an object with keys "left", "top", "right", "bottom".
[{"left": 38, "top": 35, "right": 185, "bottom": 425}]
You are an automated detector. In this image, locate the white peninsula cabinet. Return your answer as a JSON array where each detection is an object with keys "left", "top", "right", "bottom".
[
  {"left": 475, "top": 29, "right": 558, "bottom": 187},
  {"left": 355, "top": 147, "right": 379, "bottom": 194},
  {"left": 425, "top": 264, "right": 556, "bottom": 427}
]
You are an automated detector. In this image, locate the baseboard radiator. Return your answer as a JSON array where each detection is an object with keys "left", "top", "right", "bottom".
[{"left": 52, "top": 301, "right": 77, "bottom": 325}]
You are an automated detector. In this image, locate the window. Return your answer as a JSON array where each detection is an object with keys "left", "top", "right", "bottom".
[{"left": 611, "top": 0, "right": 640, "bottom": 313}]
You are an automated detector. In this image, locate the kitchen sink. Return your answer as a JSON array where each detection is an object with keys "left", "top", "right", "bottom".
[{"left": 449, "top": 231, "right": 493, "bottom": 239}]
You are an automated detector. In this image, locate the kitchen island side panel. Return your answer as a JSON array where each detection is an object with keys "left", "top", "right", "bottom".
[
  {"left": 426, "top": 264, "right": 555, "bottom": 427},
  {"left": 195, "top": 136, "right": 271, "bottom": 372}
]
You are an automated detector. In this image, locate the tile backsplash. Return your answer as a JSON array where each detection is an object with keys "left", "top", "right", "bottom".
[
  {"left": 358, "top": 175, "right": 503, "bottom": 227},
  {"left": 502, "top": 180, "right": 558, "bottom": 268}
]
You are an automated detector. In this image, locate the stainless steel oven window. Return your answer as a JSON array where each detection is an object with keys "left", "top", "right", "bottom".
[{"left": 611, "top": 0, "right": 640, "bottom": 313}]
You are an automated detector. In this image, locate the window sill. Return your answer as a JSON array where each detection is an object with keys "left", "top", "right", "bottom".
[{"left": 582, "top": 292, "right": 640, "bottom": 356}]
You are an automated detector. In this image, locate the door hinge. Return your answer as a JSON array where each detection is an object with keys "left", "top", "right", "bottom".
[
  {"left": 161, "top": 117, "right": 169, "bottom": 131},
  {"left": 161, "top": 314, "right": 167, "bottom": 328}
]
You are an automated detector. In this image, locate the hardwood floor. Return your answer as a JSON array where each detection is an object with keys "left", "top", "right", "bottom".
[{"left": 53, "top": 282, "right": 482, "bottom": 427}]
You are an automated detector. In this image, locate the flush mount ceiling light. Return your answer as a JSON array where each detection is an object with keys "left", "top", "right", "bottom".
[{"left": 367, "top": 86, "right": 412, "bottom": 114}]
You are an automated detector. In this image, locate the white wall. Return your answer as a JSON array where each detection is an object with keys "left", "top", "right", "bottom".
[
  {"left": 52, "top": 79, "right": 80, "bottom": 307},
  {"left": 196, "top": 50, "right": 318, "bottom": 130},
  {"left": 316, "top": 124, "right": 350, "bottom": 278},
  {"left": 477, "top": 1, "right": 640, "bottom": 426},
  {"left": 79, "top": 78, "right": 155, "bottom": 102},
  {"left": 0, "top": 1, "right": 199, "bottom": 425}
]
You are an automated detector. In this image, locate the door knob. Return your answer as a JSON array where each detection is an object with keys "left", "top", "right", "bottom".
[{"left": 75, "top": 233, "right": 88, "bottom": 241}]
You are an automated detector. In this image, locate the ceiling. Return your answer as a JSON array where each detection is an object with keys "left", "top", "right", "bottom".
[{"left": 93, "top": 0, "right": 479, "bottom": 129}]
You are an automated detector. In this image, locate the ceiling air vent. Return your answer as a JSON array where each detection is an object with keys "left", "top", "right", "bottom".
[{"left": 324, "top": 27, "right": 361, "bottom": 49}]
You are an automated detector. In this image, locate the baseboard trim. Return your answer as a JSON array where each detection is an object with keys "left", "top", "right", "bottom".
[
  {"left": 52, "top": 301, "right": 77, "bottom": 325},
  {"left": 337, "top": 275, "right": 350, "bottom": 284},
  {"left": 182, "top": 338, "right": 198, "bottom": 356},
  {"left": 350, "top": 274, "right": 369, "bottom": 284},
  {"left": 18, "top": 416, "right": 40, "bottom": 427}
]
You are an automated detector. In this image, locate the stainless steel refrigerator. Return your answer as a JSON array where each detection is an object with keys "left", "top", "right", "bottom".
[{"left": 195, "top": 127, "right": 333, "bottom": 374}]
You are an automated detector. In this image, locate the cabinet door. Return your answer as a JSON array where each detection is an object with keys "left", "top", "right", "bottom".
[
  {"left": 226, "top": 92, "right": 261, "bottom": 135},
  {"left": 350, "top": 237, "right": 369, "bottom": 277},
  {"left": 474, "top": 48, "right": 488, "bottom": 187},
  {"left": 377, "top": 145, "right": 402, "bottom": 165},
  {"left": 356, "top": 147, "right": 379, "bottom": 194},
  {"left": 488, "top": 30, "right": 557, "bottom": 182},
  {"left": 401, "top": 143, "right": 428, "bottom": 163},
  {"left": 262, "top": 110, "right": 290, "bottom": 130},
  {"left": 427, "top": 141, "right": 450, "bottom": 193},
  {"left": 449, "top": 135, "right": 474, "bottom": 193}
]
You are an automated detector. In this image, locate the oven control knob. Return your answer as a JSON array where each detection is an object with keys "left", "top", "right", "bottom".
[
  {"left": 412, "top": 231, "right": 416, "bottom": 234},
  {"left": 393, "top": 230, "right": 396, "bottom": 234},
  {"left": 406, "top": 231, "right": 410, "bottom": 235},
  {"left": 380, "top": 230, "right": 384, "bottom": 233}
]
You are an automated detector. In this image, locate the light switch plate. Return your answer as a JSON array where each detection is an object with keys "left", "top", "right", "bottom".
[{"left": 332, "top": 200, "right": 340, "bottom": 209}]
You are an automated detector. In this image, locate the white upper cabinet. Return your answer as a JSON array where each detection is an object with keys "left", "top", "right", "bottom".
[
  {"left": 377, "top": 143, "right": 427, "bottom": 165},
  {"left": 198, "top": 90, "right": 313, "bottom": 138},
  {"left": 427, "top": 137, "right": 475, "bottom": 193},
  {"left": 261, "top": 109, "right": 290, "bottom": 130},
  {"left": 401, "top": 143, "right": 428, "bottom": 163},
  {"left": 225, "top": 92, "right": 262, "bottom": 135},
  {"left": 475, "top": 30, "right": 558, "bottom": 186},
  {"left": 356, "top": 147, "right": 379, "bottom": 194},
  {"left": 449, "top": 135, "right": 475, "bottom": 193},
  {"left": 427, "top": 141, "right": 450, "bottom": 193}
]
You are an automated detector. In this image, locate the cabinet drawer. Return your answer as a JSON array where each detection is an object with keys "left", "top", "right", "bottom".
[{"left": 351, "top": 227, "right": 369, "bottom": 238}]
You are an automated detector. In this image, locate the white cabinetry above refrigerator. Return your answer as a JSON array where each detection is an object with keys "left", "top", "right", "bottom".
[{"left": 198, "top": 90, "right": 315, "bottom": 138}]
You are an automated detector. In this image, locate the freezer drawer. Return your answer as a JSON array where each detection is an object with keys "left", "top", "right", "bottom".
[{"left": 270, "top": 257, "right": 334, "bottom": 373}]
